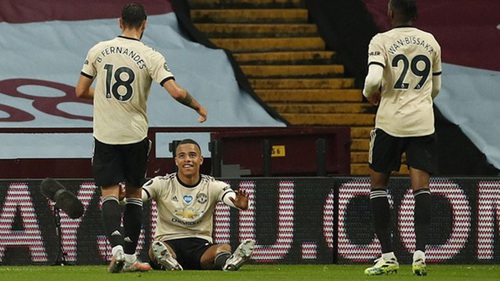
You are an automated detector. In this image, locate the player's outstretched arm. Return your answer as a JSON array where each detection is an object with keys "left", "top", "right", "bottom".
[
  {"left": 162, "top": 79, "right": 207, "bottom": 123},
  {"left": 229, "top": 189, "right": 249, "bottom": 210}
]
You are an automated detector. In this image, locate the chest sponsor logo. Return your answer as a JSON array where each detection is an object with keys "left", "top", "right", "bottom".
[{"left": 174, "top": 208, "right": 202, "bottom": 219}]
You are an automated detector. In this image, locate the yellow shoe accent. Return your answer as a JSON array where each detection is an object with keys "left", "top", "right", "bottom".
[
  {"left": 412, "top": 259, "right": 427, "bottom": 276},
  {"left": 364, "top": 257, "right": 399, "bottom": 276}
]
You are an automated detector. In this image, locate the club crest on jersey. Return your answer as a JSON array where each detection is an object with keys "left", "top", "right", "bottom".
[
  {"left": 183, "top": 195, "right": 193, "bottom": 204},
  {"left": 196, "top": 193, "right": 208, "bottom": 204}
]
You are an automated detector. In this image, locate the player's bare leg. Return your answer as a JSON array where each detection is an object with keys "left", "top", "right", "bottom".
[{"left": 200, "top": 244, "right": 232, "bottom": 270}]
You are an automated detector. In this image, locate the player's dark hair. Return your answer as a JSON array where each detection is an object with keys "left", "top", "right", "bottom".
[
  {"left": 121, "top": 3, "right": 147, "bottom": 29},
  {"left": 390, "top": 0, "right": 418, "bottom": 22},
  {"left": 177, "top": 139, "right": 202, "bottom": 153}
]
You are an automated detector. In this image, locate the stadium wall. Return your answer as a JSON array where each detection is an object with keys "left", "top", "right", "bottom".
[{"left": 0, "top": 177, "right": 499, "bottom": 265}]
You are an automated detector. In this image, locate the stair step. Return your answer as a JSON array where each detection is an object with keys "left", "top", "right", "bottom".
[
  {"left": 191, "top": 9, "right": 308, "bottom": 23},
  {"left": 351, "top": 151, "right": 369, "bottom": 163},
  {"left": 281, "top": 113, "right": 375, "bottom": 126},
  {"left": 255, "top": 89, "right": 363, "bottom": 102},
  {"left": 234, "top": 51, "right": 337, "bottom": 65},
  {"left": 210, "top": 37, "right": 325, "bottom": 52},
  {"left": 351, "top": 163, "right": 409, "bottom": 176},
  {"left": 250, "top": 78, "right": 355, "bottom": 89},
  {"left": 240, "top": 65, "right": 344, "bottom": 78},
  {"left": 268, "top": 103, "right": 373, "bottom": 114},
  {"left": 351, "top": 138, "right": 370, "bottom": 151},
  {"left": 194, "top": 23, "right": 318, "bottom": 38},
  {"left": 350, "top": 163, "right": 370, "bottom": 176},
  {"left": 187, "top": 0, "right": 305, "bottom": 9},
  {"left": 351, "top": 126, "right": 373, "bottom": 138}
]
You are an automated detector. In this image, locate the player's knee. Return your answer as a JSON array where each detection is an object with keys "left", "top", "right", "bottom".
[{"left": 218, "top": 243, "right": 232, "bottom": 253}]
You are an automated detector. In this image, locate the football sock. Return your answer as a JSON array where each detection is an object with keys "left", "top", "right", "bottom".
[
  {"left": 370, "top": 189, "right": 393, "bottom": 253},
  {"left": 124, "top": 253, "right": 137, "bottom": 264},
  {"left": 413, "top": 250, "right": 425, "bottom": 262},
  {"left": 123, "top": 197, "right": 143, "bottom": 255},
  {"left": 414, "top": 188, "right": 431, "bottom": 252},
  {"left": 382, "top": 252, "right": 396, "bottom": 261},
  {"left": 101, "top": 196, "right": 123, "bottom": 248},
  {"left": 111, "top": 245, "right": 124, "bottom": 257},
  {"left": 214, "top": 251, "right": 231, "bottom": 269}
]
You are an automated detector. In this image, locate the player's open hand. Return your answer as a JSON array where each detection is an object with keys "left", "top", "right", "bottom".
[{"left": 230, "top": 189, "right": 249, "bottom": 210}]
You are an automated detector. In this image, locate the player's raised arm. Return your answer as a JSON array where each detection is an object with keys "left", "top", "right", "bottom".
[{"left": 223, "top": 189, "right": 249, "bottom": 210}]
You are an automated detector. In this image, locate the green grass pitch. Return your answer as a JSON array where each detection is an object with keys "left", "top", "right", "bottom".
[{"left": 0, "top": 264, "right": 498, "bottom": 281}]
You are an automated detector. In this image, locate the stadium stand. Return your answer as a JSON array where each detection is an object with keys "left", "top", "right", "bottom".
[{"left": 186, "top": 0, "right": 381, "bottom": 175}]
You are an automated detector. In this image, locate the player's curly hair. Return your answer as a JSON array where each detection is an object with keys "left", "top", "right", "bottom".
[
  {"left": 121, "top": 3, "right": 147, "bottom": 29},
  {"left": 390, "top": 0, "right": 418, "bottom": 22}
]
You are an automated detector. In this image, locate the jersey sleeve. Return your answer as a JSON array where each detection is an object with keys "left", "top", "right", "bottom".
[
  {"left": 367, "top": 34, "right": 386, "bottom": 68},
  {"left": 430, "top": 36, "right": 442, "bottom": 98},
  {"left": 142, "top": 176, "right": 163, "bottom": 200},
  {"left": 80, "top": 46, "right": 98, "bottom": 78},
  {"left": 432, "top": 37, "right": 442, "bottom": 75},
  {"left": 363, "top": 63, "right": 384, "bottom": 98},
  {"left": 209, "top": 179, "right": 234, "bottom": 202},
  {"left": 147, "top": 50, "right": 174, "bottom": 85}
]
